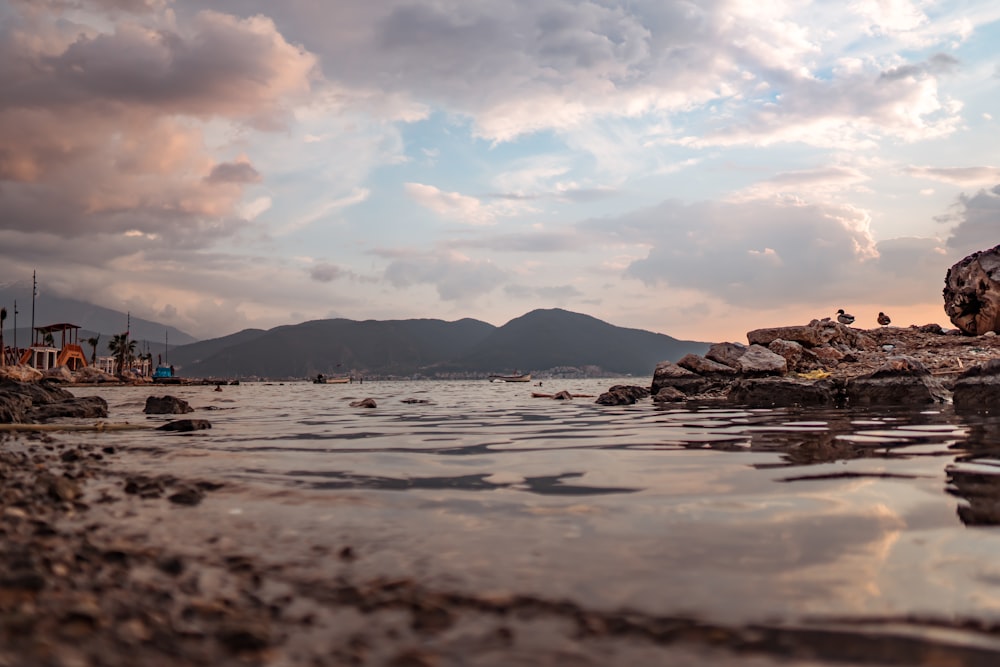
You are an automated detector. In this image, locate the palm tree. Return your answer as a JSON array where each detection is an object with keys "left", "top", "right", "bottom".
[
  {"left": 86, "top": 334, "right": 101, "bottom": 365},
  {"left": 107, "top": 333, "right": 136, "bottom": 375}
]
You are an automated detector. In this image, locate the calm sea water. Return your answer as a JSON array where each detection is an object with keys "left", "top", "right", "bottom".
[{"left": 65, "top": 379, "right": 1000, "bottom": 650}]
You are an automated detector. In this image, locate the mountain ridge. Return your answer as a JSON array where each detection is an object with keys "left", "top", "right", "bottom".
[{"left": 176, "top": 308, "right": 708, "bottom": 379}]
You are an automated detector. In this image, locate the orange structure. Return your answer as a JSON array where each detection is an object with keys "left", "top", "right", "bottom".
[{"left": 18, "top": 323, "right": 89, "bottom": 371}]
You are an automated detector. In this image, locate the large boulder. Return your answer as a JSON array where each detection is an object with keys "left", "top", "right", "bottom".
[
  {"left": 952, "top": 359, "right": 1000, "bottom": 413},
  {"left": 747, "top": 325, "right": 834, "bottom": 347},
  {"left": 73, "top": 366, "right": 118, "bottom": 383},
  {"left": 0, "top": 379, "right": 104, "bottom": 423},
  {"left": 29, "top": 396, "right": 108, "bottom": 422},
  {"left": 0, "top": 365, "right": 43, "bottom": 383},
  {"left": 676, "top": 354, "right": 737, "bottom": 377},
  {"left": 705, "top": 342, "right": 747, "bottom": 368},
  {"left": 144, "top": 395, "right": 194, "bottom": 414},
  {"left": 844, "top": 356, "right": 946, "bottom": 406},
  {"left": 42, "top": 365, "right": 74, "bottom": 383},
  {"left": 943, "top": 244, "right": 1000, "bottom": 335},
  {"left": 727, "top": 377, "right": 838, "bottom": 408},
  {"left": 650, "top": 362, "right": 710, "bottom": 395},
  {"left": 735, "top": 345, "right": 787, "bottom": 376},
  {"left": 596, "top": 385, "right": 650, "bottom": 406}
]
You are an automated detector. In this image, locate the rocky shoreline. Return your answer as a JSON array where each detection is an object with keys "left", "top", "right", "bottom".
[
  {"left": 596, "top": 320, "right": 1000, "bottom": 410},
  {"left": 5, "top": 333, "right": 1000, "bottom": 665}
]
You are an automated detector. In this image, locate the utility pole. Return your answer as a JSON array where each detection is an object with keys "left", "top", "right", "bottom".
[{"left": 30, "top": 271, "right": 36, "bottom": 345}]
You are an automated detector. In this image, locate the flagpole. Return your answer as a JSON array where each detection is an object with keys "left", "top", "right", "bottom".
[{"left": 31, "top": 271, "right": 36, "bottom": 345}]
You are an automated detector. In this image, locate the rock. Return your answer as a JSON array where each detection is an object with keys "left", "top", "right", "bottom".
[
  {"left": 747, "top": 325, "right": 834, "bottom": 347},
  {"left": 943, "top": 244, "right": 1000, "bottom": 335},
  {"left": 42, "top": 365, "right": 74, "bottom": 383},
  {"left": 727, "top": 377, "right": 838, "bottom": 407},
  {"left": 0, "top": 391, "right": 32, "bottom": 423},
  {"left": 651, "top": 386, "right": 686, "bottom": 403},
  {"left": 705, "top": 342, "right": 747, "bottom": 368},
  {"left": 168, "top": 486, "right": 206, "bottom": 506},
  {"left": 350, "top": 398, "right": 377, "bottom": 408},
  {"left": 144, "top": 395, "right": 194, "bottom": 414},
  {"left": 677, "top": 354, "right": 736, "bottom": 377},
  {"left": 28, "top": 396, "right": 108, "bottom": 422},
  {"left": 735, "top": 345, "right": 787, "bottom": 376},
  {"left": 73, "top": 366, "right": 117, "bottom": 383},
  {"left": 0, "top": 365, "right": 43, "bottom": 383},
  {"left": 595, "top": 385, "right": 650, "bottom": 406},
  {"left": 157, "top": 419, "right": 212, "bottom": 432},
  {"left": 915, "top": 323, "right": 946, "bottom": 335},
  {"left": 811, "top": 346, "right": 846, "bottom": 366},
  {"left": 845, "top": 356, "right": 946, "bottom": 406},
  {"left": 767, "top": 339, "right": 811, "bottom": 371},
  {"left": 551, "top": 390, "right": 573, "bottom": 400},
  {"left": 952, "top": 359, "right": 1000, "bottom": 413},
  {"left": 650, "top": 362, "right": 709, "bottom": 395}
]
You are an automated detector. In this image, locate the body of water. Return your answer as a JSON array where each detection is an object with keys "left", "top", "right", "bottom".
[{"left": 65, "top": 379, "right": 1000, "bottom": 658}]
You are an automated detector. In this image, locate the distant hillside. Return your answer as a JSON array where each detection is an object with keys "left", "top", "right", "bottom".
[
  {"left": 166, "top": 329, "right": 268, "bottom": 368},
  {"left": 0, "top": 283, "right": 197, "bottom": 346},
  {"left": 182, "top": 318, "right": 497, "bottom": 378},
  {"left": 449, "top": 308, "right": 708, "bottom": 376},
  {"left": 178, "top": 309, "right": 708, "bottom": 379}
]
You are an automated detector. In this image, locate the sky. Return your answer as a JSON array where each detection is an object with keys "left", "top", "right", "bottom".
[{"left": 1, "top": 0, "right": 999, "bottom": 343}]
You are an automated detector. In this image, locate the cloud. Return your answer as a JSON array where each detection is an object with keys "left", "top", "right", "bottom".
[
  {"left": 405, "top": 183, "right": 491, "bottom": 224},
  {"left": 582, "top": 197, "right": 951, "bottom": 307},
  {"left": 205, "top": 160, "right": 261, "bottom": 184},
  {"left": 384, "top": 252, "right": 506, "bottom": 301},
  {"left": 308, "top": 262, "right": 345, "bottom": 283},
  {"left": 943, "top": 185, "right": 1000, "bottom": 257},
  {"left": 446, "top": 230, "right": 585, "bottom": 253},
  {"left": 731, "top": 166, "right": 871, "bottom": 201},
  {"left": 905, "top": 166, "right": 1000, "bottom": 187},
  {"left": 504, "top": 284, "right": 583, "bottom": 302}
]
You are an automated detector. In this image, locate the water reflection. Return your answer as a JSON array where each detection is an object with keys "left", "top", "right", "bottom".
[{"left": 947, "top": 414, "right": 1000, "bottom": 526}]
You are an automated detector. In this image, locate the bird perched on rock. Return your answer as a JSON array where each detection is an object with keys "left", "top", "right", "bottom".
[
  {"left": 836, "top": 309, "right": 855, "bottom": 325},
  {"left": 877, "top": 312, "right": 891, "bottom": 326}
]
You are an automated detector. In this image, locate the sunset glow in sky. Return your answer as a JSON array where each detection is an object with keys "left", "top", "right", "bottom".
[{"left": 1, "top": 0, "right": 999, "bottom": 341}]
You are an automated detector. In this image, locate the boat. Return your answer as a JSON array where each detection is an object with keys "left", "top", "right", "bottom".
[
  {"left": 489, "top": 373, "right": 531, "bottom": 383},
  {"left": 152, "top": 365, "right": 182, "bottom": 384},
  {"left": 314, "top": 374, "right": 352, "bottom": 384}
]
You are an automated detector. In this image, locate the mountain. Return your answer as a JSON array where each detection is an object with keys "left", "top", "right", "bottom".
[
  {"left": 449, "top": 308, "right": 707, "bottom": 376},
  {"left": 175, "top": 309, "right": 709, "bottom": 379},
  {"left": 163, "top": 328, "right": 268, "bottom": 369},
  {"left": 179, "top": 317, "right": 497, "bottom": 378},
  {"left": 0, "top": 283, "right": 198, "bottom": 360}
]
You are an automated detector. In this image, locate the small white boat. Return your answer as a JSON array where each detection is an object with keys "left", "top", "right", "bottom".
[
  {"left": 489, "top": 373, "right": 531, "bottom": 383},
  {"left": 314, "top": 374, "right": 352, "bottom": 384}
]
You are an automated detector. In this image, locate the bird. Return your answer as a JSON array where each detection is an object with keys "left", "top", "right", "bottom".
[
  {"left": 877, "top": 312, "right": 891, "bottom": 326},
  {"left": 836, "top": 309, "right": 855, "bottom": 326}
]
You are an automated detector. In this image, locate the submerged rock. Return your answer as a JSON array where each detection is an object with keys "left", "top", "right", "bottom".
[
  {"left": 844, "top": 356, "right": 946, "bottom": 406},
  {"left": 144, "top": 395, "right": 194, "bottom": 415},
  {"left": 157, "top": 419, "right": 212, "bottom": 432},
  {"left": 727, "top": 377, "right": 838, "bottom": 408},
  {"left": 952, "top": 359, "right": 1000, "bottom": 413},
  {"left": 650, "top": 362, "right": 709, "bottom": 395},
  {"left": 350, "top": 398, "right": 377, "bottom": 408},
  {"left": 595, "top": 385, "right": 650, "bottom": 406}
]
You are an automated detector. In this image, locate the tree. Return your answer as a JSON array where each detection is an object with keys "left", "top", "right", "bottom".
[
  {"left": 107, "top": 333, "right": 136, "bottom": 375},
  {"left": 86, "top": 334, "right": 101, "bottom": 365}
]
